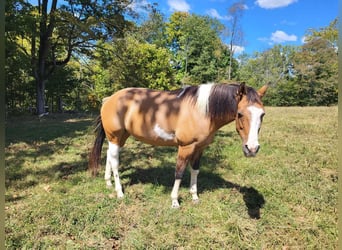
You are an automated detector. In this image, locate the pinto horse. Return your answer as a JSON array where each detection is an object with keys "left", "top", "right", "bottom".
[{"left": 89, "top": 82, "right": 268, "bottom": 208}]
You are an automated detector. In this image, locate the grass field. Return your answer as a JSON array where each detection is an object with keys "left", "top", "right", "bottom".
[{"left": 5, "top": 106, "right": 338, "bottom": 249}]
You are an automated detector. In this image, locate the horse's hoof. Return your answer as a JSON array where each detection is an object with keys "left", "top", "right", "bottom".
[
  {"left": 117, "top": 191, "right": 124, "bottom": 199},
  {"left": 192, "top": 199, "right": 200, "bottom": 204},
  {"left": 171, "top": 200, "right": 180, "bottom": 208},
  {"left": 106, "top": 180, "right": 113, "bottom": 188}
]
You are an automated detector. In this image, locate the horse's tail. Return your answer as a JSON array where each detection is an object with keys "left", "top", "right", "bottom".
[{"left": 89, "top": 115, "right": 106, "bottom": 176}]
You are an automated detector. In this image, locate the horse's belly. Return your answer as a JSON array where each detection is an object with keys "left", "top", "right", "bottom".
[
  {"left": 132, "top": 134, "right": 178, "bottom": 146},
  {"left": 127, "top": 121, "right": 178, "bottom": 146}
]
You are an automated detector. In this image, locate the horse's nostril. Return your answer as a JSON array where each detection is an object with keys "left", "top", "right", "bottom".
[{"left": 245, "top": 144, "right": 260, "bottom": 154}]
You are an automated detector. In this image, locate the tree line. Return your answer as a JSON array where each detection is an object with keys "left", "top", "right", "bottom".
[{"left": 5, "top": 0, "right": 338, "bottom": 115}]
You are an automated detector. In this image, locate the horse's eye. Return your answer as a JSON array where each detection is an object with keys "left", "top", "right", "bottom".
[{"left": 238, "top": 112, "right": 243, "bottom": 118}]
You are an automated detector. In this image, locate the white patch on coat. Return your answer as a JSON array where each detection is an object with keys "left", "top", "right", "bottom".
[
  {"left": 246, "top": 106, "right": 264, "bottom": 150},
  {"left": 154, "top": 124, "right": 175, "bottom": 141},
  {"left": 196, "top": 83, "right": 214, "bottom": 116}
]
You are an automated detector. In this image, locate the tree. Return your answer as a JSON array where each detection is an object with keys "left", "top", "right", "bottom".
[
  {"left": 85, "top": 36, "right": 175, "bottom": 108},
  {"left": 305, "top": 18, "right": 338, "bottom": 50},
  {"left": 165, "top": 12, "right": 228, "bottom": 84},
  {"left": 226, "top": 1, "right": 246, "bottom": 80},
  {"left": 293, "top": 37, "right": 337, "bottom": 105},
  {"left": 6, "top": 0, "right": 136, "bottom": 115},
  {"left": 237, "top": 45, "right": 297, "bottom": 87},
  {"left": 236, "top": 44, "right": 299, "bottom": 106},
  {"left": 5, "top": 0, "right": 36, "bottom": 113},
  {"left": 139, "top": 5, "right": 167, "bottom": 48}
]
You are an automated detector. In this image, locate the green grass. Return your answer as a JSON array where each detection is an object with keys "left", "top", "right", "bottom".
[{"left": 5, "top": 107, "right": 338, "bottom": 249}]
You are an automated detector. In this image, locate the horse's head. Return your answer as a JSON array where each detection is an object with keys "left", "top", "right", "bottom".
[{"left": 235, "top": 83, "right": 268, "bottom": 157}]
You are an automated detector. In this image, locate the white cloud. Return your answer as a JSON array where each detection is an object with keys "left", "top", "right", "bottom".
[
  {"left": 167, "top": 0, "right": 191, "bottom": 12},
  {"left": 128, "top": 0, "right": 150, "bottom": 14},
  {"left": 255, "top": 0, "right": 297, "bottom": 9},
  {"left": 232, "top": 45, "right": 245, "bottom": 54},
  {"left": 206, "top": 8, "right": 231, "bottom": 20},
  {"left": 270, "top": 30, "right": 297, "bottom": 43}
]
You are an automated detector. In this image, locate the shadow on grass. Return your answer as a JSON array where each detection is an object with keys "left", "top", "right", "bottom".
[
  {"left": 119, "top": 145, "right": 265, "bottom": 219},
  {"left": 5, "top": 113, "right": 93, "bottom": 145},
  {"left": 6, "top": 115, "right": 265, "bottom": 219},
  {"left": 5, "top": 114, "right": 93, "bottom": 189}
]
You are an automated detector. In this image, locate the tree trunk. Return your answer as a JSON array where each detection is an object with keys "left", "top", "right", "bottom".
[
  {"left": 57, "top": 96, "right": 63, "bottom": 113},
  {"left": 36, "top": 77, "right": 46, "bottom": 115},
  {"left": 34, "top": 0, "right": 58, "bottom": 116},
  {"left": 228, "top": 56, "right": 232, "bottom": 80}
]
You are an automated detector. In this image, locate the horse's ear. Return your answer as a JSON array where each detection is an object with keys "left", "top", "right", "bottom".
[
  {"left": 257, "top": 84, "right": 269, "bottom": 98},
  {"left": 237, "top": 82, "right": 247, "bottom": 99}
]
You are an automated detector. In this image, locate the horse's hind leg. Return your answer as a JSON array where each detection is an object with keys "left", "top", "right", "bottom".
[
  {"left": 105, "top": 141, "right": 124, "bottom": 198},
  {"left": 105, "top": 152, "right": 113, "bottom": 187}
]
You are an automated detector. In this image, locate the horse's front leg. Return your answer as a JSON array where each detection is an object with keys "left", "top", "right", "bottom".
[
  {"left": 171, "top": 146, "right": 194, "bottom": 208},
  {"left": 190, "top": 168, "right": 200, "bottom": 203},
  {"left": 189, "top": 152, "right": 202, "bottom": 203}
]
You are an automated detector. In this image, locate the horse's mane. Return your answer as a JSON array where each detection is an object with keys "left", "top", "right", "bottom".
[
  {"left": 169, "top": 86, "right": 199, "bottom": 98},
  {"left": 172, "top": 83, "right": 261, "bottom": 120},
  {"left": 244, "top": 85, "right": 262, "bottom": 105},
  {"left": 208, "top": 84, "right": 239, "bottom": 120}
]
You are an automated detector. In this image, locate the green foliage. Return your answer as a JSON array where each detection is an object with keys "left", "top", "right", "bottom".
[
  {"left": 5, "top": 0, "right": 338, "bottom": 110},
  {"left": 292, "top": 37, "right": 338, "bottom": 106},
  {"left": 139, "top": 7, "right": 168, "bottom": 48},
  {"left": 114, "top": 36, "right": 175, "bottom": 90},
  {"left": 237, "top": 26, "right": 338, "bottom": 106},
  {"left": 86, "top": 36, "right": 176, "bottom": 107},
  {"left": 5, "top": 0, "right": 138, "bottom": 114},
  {"left": 237, "top": 45, "right": 297, "bottom": 87},
  {"left": 45, "top": 65, "right": 79, "bottom": 112},
  {"left": 305, "top": 18, "right": 338, "bottom": 48},
  {"left": 165, "top": 12, "right": 232, "bottom": 84}
]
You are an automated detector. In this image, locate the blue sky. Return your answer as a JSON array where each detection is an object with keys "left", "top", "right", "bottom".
[{"left": 133, "top": 0, "right": 338, "bottom": 55}]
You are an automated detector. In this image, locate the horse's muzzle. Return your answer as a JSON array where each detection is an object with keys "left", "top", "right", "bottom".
[{"left": 243, "top": 144, "right": 260, "bottom": 157}]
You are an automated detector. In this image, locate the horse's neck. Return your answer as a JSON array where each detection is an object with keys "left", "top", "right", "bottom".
[{"left": 211, "top": 114, "right": 236, "bottom": 131}]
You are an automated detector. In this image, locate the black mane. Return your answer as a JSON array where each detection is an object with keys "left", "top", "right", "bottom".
[
  {"left": 208, "top": 84, "right": 239, "bottom": 120},
  {"left": 170, "top": 83, "right": 261, "bottom": 120},
  {"left": 208, "top": 83, "right": 262, "bottom": 120},
  {"left": 170, "top": 85, "right": 199, "bottom": 99}
]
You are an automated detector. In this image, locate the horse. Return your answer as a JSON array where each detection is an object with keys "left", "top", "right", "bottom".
[{"left": 89, "top": 82, "right": 268, "bottom": 208}]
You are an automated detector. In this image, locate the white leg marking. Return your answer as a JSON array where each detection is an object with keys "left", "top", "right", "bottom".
[
  {"left": 171, "top": 179, "right": 182, "bottom": 208},
  {"left": 246, "top": 106, "right": 264, "bottom": 151},
  {"left": 190, "top": 169, "right": 199, "bottom": 203},
  {"left": 107, "top": 142, "right": 124, "bottom": 198},
  {"left": 105, "top": 154, "right": 113, "bottom": 187}
]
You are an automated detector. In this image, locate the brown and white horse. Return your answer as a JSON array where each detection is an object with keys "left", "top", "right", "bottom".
[{"left": 89, "top": 83, "right": 268, "bottom": 208}]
